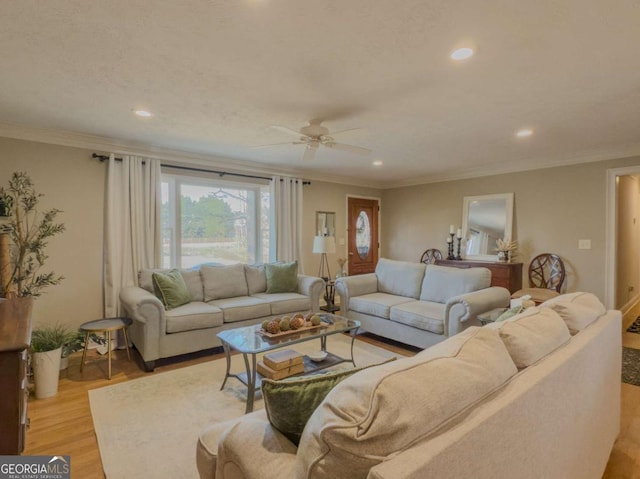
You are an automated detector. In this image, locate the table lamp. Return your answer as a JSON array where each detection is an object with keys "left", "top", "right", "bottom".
[{"left": 313, "top": 235, "right": 336, "bottom": 280}]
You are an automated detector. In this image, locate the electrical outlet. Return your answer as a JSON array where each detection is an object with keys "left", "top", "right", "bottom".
[
  {"left": 578, "top": 239, "right": 591, "bottom": 250},
  {"left": 338, "top": 237, "right": 345, "bottom": 246}
]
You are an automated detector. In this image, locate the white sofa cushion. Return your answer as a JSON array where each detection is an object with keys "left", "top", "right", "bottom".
[
  {"left": 542, "top": 302, "right": 604, "bottom": 334},
  {"left": 208, "top": 296, "right": 271, "bottom": 323},
  {"left": 139, "top": 268, "right": 204, "bottom": 302},
  {"left": 165, "top": 302, "right": 223, "bottom": 333},
  {"left": 539, "top": 292, "right": 607, "bottom": 339},
  {"left": 350, "top": 293, "right": 414, "bottom": 319},
  {"left": 543, "top": 292, "right": 606, "bottom": 315},
  {"left": 389, "top": 300, "right": 445, "bottom": 334},
  {"left": 487, "top": 306, "right": 571, "bottom": 368},
  {"left": 375, "top": 258, "right": 426, "bottom": 299},
  {"left": 252, "top": 292, "right": 311, "bottom": 315},
  {"left": 244, "top": 264, "right": 267, "bottom": 295},
  {"left": 202, "top": 264, "right": 249, "bottom": 301},
  {"left": 296, "top": 327, "right": 518, "bottom": 479},
  {"left": 420, "top": 265, "right": 491, "bottom": 303}
]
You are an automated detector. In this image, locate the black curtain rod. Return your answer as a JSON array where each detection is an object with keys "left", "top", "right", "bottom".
[{"left": 92, "top": 153, "right": 310, "bottom": 184}]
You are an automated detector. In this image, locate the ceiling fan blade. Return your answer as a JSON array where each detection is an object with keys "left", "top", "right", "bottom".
[
  {"left": 271, "top": 125, "right": 303, "bottom": 138},
  {"left": 329, "top": 127, "right": 362, "bottom": 136},
  {"left": 251, "top": 141, "right": 305, "bottom": 149},
  {"left": 302, "top": 145, "right": 317, "bottom": 161},
  {"left": 324, "top": 142, "right": 371, "bottom": 155}
]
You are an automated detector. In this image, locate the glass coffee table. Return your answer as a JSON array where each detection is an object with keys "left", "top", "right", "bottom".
[{"left": 217, "top": 314, "right": 360, "bottom": 413}]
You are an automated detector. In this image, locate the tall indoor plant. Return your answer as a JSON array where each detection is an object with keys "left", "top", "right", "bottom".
[
  {"left": 0, "top": 171, "right": 65, "bottom": 298},
  {"left": 0, "top": 172, "right": 65, "bottom": 398}
]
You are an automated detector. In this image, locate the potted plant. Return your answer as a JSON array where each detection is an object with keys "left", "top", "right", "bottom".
[
  {"left": 0, "top": 172, "right": 66, "bottom": 393},
  {"left": 495, "top": 238, "right": 518, "bottom": 263},
  {"left": 0, "top": 171, "right": 65, "bottom": 298},
  {"left": 30, "top": 323, "right": 72, "bottom": 398}
]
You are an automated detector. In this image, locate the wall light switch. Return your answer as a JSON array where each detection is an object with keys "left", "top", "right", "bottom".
[
  {"left": 578, "top": 239, "right": 591, "bottom": 250},
  {"left": 339, "top": 237, "right": 345, "bottom": 246}
]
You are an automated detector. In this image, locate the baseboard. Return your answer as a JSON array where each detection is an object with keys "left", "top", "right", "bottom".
[{"left": 620, "top": 293, "right": 640, "bottom": 330}]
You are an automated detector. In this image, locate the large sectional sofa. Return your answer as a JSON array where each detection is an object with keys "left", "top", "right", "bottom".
[
  {"left": 119, "top": 263, "right": 324, "bottom": 371},
  {"left": 335, "top": 258, "right": 511, "bottom": 348},
  {"left": 196, "top": 292, "right": 620, "bottom": 479}
]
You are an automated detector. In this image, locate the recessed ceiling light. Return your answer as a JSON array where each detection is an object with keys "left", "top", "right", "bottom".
[
  {"left": 372, "top": 160, "right": 383, "bottom": 166},
  {"left": 516, "top": 129, "right": 534, "bottom": 138},
  {"left": 450, "top": 47, "right": 474, "bottom": 61},
  {"left": 134, "top": 110, "right": 153, "bottom": 118}
]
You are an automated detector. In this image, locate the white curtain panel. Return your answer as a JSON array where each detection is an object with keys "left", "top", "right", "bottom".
[
  {"left": 270, "top": 176, "right": 304, "bottom": 269},
  {"left": 104, "top": 154, "right": 161, "bottom": 317}
]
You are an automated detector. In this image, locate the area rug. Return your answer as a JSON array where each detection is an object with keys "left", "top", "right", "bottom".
[
  {"left": 622, "top": 347, "right": 640, "bottom": 386},
  {"left": 89, "top": 335, "right": 398, "bottom": 479}
]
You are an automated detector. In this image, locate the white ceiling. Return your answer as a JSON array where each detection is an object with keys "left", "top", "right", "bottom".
[{"left": 1, "top": 1, "right": 640, "bottom": 187}]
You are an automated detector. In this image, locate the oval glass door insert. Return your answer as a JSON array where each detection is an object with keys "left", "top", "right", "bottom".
[{"left": 355, "top": 210, "right": 371, "bottom": 259}]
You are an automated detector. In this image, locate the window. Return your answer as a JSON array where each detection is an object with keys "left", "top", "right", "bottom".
[{"left": 161, "top": 174, "right": 270, "bottom": 268}]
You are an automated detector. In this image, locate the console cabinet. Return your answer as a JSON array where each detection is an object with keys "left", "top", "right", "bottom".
[
  {"left": 0, "top": 298, "right": 33, "bottom": 455},
  {"left": 435, "top": 259, "right": 523, "bottom": 294}
]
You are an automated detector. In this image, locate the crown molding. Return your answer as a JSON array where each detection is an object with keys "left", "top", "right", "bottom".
[{"left": 382, "top": 145, "right": 640, "bottom": 189}]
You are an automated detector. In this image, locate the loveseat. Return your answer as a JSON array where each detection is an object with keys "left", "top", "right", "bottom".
[
  {"left": 196, "top": 292, "right": 621, "bottom": 479},
  {"left": 335, "top": 258, "right": 511, "bottom": 349},
  {"left": 119, "top": 263, "right": 324, "bottom": 371}
]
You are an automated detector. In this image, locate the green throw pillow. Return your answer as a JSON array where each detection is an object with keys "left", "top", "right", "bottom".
[
  {"left": 495, "top": 305, "right": 524, "bottom": 322},
  {"left": 261, "top": 358, "right": 396, "bottom": 445},
  {"left": 152, "top": 269, "right": 191, "bottom": 310},
  {"left": 265, "top": 261, "right": 298, "bottom": 293}
]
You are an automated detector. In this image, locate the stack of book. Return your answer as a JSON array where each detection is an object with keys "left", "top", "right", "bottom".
[{"left": 257, "top": 349, "right": 304, "bottom": 380}]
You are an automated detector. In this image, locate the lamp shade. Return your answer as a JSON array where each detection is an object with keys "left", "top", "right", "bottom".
[{"left": 312, "top": 235, "right": 336, "bottom": 254}]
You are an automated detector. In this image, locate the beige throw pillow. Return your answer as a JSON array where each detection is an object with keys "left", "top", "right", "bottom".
[
  {"left": 543, "top": 302, "right": 602, "bottom": 334},
  {"left": 542, "top": 292, "right": 606, "bottom": 315},
  {"left": 244, "top": 264, "right": 267, "bottom": 295},
  {"left": 487, "top": 306, "right": 570, "bottom": 368},
  {"left": 201, "top": 264, "right": 248, "bottom": 301}
]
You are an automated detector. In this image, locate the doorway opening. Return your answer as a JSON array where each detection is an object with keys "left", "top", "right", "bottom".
[{"left": 606, "top": 166, "right": 640, "bottom": 326}]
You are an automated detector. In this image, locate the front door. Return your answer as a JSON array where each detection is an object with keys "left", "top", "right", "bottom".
[{"left": 347, "top": 197, "right": 379, "bottom": 275}]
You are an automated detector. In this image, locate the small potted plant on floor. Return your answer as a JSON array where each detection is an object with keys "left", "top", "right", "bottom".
[
  {"left": 60, "top": 330, "right": 85, "bottom": 371},
  {"left": 31, "top": 323, "right": 73, "bottom": 398}
]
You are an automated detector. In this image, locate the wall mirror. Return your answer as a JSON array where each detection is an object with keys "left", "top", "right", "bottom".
[
  {"left": 316, "top": 211, "right": 336, "bottom": 237},
  {"left": 461, "top": 193, "right": 514, "bottom": 260}
]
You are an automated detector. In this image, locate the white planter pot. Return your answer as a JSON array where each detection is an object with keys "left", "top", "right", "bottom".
[
  {"left": 33, "top": 347, "right": 62, "bottom": 399},
  {"left": 59, "top": 355, "right": 69, "bottom": 371}
]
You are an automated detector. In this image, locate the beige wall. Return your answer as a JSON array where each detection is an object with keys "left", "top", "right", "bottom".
[
  {"left": 301, "top": 181, "right": 381, "bottom": 277},
  {"left": 616, "top": 175, "right": 640, "bottom": 308},
  {"left": 0, "top": 137, "right": 105, "bottom": 329},
  {"left": 381, "top": 156, "right": 640, "bottom": 301},
  {"left": 4, "top": 133, "right": 639, "bottom": 323}
]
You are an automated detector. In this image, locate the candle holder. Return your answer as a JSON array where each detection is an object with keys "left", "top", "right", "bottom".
[
  {"left": 446, "top": 233, "right": 455, "bottom": 259},
  {"left": 456, "top": 237, "right": 462, "bottom": 260}
]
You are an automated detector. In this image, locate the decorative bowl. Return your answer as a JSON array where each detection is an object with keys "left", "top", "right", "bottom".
[{"left": 308, "top": 350, "right": 328, "bottom": 362}]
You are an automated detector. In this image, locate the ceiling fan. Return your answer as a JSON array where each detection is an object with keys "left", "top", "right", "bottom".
[{"left": 253, "top": 119, "right": 371, "bottom": 161}]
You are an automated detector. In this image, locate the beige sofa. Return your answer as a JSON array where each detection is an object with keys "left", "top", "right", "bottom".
[
  {"left": 196, "top": 292, "right": 620, "bottom": 479},
  {"left": 336, "top": 258, "right": 511, "bottom": 349},
  {"left": 119, "top": 263, "right": 324, "bottom": 371}
]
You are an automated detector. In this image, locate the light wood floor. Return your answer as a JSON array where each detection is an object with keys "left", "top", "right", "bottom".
[{"left": 23, "top": 332, "right": 638, "bottom": 479}]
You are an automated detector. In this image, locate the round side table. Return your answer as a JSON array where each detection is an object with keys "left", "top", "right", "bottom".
[{"left": 80, "top": 317, "right": 132, "bottom": 379}]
